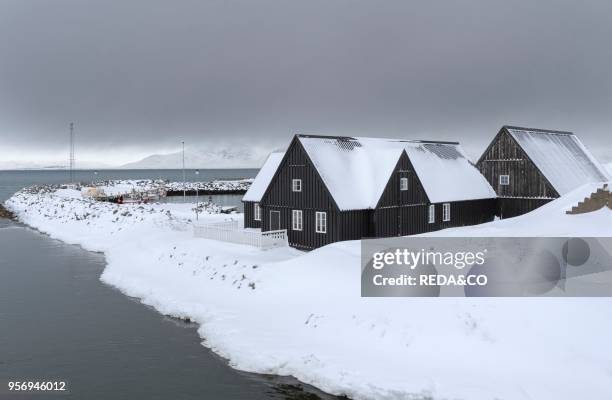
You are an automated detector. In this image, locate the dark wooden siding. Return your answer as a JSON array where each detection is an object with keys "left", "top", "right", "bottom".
[
  {"left": 477, "top": 128, "right": 558, "bottom": 199},
  {"left": 498, "top": 197, "right": 553, "bottom": 219},
  {"left": 377, "top": 152, "right": 429, "bottom": 208},
  {"left": 262, "top": 138, "right": 337, "bottom": 211},
  {"left": 477, "top": 128, "right": 558, "bottom": 218},
  {"left": 374, "top": 199, "right": 496, "bottom": 237},
  {"left": 261, "top": 205, "right": 372, "bottom": 250},
  {"left": 242, "top": 201, "right": 261, "bottom": 228},
  {"left": 375, "top": 151, "right": 430, "bottom": 237},
  {"left": 374, "top": 151, "right": 496, "bottom": 236}
]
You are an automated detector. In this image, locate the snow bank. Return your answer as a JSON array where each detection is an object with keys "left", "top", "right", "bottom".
[{"left": 5, "top": 186, "right": 612, "bottom": 400}]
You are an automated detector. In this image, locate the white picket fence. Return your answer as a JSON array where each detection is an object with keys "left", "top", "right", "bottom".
[{"left": 193, "top": 220, "right": 288, "bottom": 250}]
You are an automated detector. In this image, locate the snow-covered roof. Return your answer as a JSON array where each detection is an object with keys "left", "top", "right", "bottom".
[
  {"left": 507, "top": 128, "right": 610, "bottom": 195},
  {"left": 242, "top": 152, "right": 284, "bottom": 202},
  {"left": 299, "top": 137, "right": 404, "bottom": 210},
  {"left": 298, "top": 136, "right": 496, "bottom": 210},
  {"left": 401, "top": 142, "right": 497, "bottom": 204}
]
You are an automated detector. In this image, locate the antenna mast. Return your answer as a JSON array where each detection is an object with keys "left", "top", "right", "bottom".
[
  {"left": 69, "top": 122, "right": 75, "bottom": 184},
  {"left": 182, "top": 141, "right": 186, "bottom": 200}
]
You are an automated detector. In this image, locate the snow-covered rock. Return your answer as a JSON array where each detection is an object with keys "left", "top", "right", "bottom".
[{"left": 5, "top": 185, "right": 612, "bottom": 400}]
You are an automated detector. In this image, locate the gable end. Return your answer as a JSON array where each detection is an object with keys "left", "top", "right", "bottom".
[
  {"left": 477, "top": 127, "right": 559, "bottom": 198},
  {"left": 260, "top": 136, "right": 340, "bottom": 212}
]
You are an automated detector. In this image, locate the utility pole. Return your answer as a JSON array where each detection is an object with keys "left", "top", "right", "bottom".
[
  {"left": 69, "top": 122, "right": 75, "bottom": 184},
  {"left": 195, "top": 169, "right": 199, "bottom": 220},
  {"left": 182, "top": 141, "right": 186, "bottom": 200}
]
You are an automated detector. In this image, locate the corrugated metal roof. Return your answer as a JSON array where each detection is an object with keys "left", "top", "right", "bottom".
[
  {"left": 298, "top": 135, "right": 496, "bottom": 210},
  {"left": 507, "top": 128, "right": 609, "bottom": 195},
  {"left": 299, "top": 136, "right": 403, "bottom": 210}
]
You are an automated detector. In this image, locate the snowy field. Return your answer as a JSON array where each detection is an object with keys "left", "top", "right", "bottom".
[{"left": 5, "top": 183, "right": 612, "bottom": 400}]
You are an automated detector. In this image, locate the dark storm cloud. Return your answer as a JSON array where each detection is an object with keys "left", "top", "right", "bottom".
[{"left": 1, "top": 0, "right": 612, "bottom": 164}]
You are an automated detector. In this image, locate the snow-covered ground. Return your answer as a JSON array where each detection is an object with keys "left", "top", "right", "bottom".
[{"left": 5, "top": 183, "right": 612, "bottom": 400}]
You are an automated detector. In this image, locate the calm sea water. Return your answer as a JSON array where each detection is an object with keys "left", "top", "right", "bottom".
[{"left": 0, "top": 170, "right": 336, "bottom": 400}]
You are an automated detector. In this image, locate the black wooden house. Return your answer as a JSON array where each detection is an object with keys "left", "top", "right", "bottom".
[
  {"left": 477, "top": 126, "right": 609, "bottom": 218},
  {"left": 244, "top": 134, "right": 497, "bottom": 250}
]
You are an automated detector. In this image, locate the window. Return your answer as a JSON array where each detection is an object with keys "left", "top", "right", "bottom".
[
  {"left": 292, "top": 210, "right": 303, "bottom": 231},
  {"left": 443, "top": 203, "right": 451, "bottom": 222},
  {"left": 292, "top": 179, "right": 302, "bottom": 192},
  {"left": 400, "top": 177, "right": 408, "bottom": 191},
  {"left": 428, "top": 205, "right": 435, "bottom": 224},
  {"left": 254, "top": 203, "right": 261, "bottom": 221},
  {"left": 499, "top": 174, "right": 510, "bottom": 186},
  {"left": 315, "top": 211, "right": 327, "bottom": 233}
]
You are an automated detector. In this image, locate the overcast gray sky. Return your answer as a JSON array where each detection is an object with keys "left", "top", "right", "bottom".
[{"left": 1, "top": 0, "right": 611, "bottom": 166}]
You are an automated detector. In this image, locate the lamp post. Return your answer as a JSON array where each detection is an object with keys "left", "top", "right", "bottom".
[{"left": 195, "top": 169, "right": 200, "bottom": 220}]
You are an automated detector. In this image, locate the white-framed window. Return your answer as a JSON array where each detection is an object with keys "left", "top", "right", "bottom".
[
  {"left": 400, "top": 177, "right": 408, "bottom": 191},
  {"left": 292, "top": 179, "right": 302, "bottom": 192},
  {"left": 443, "top": 203, "right": 451, "bottom": 222},
  {"left": 428, "top": 204, "right": 435, "bottom": 224},
  {"left": 253, "top": 202, "right": 261, "bottom": 221},
  {"left": 315, "top": 211, "right": 327, "bottom": 233},
  {"left": 499, "top": 174, "right": 510, "bottom": 186},
  {"left": 292, "top": 209, "right": 303, "bottom": 231}
]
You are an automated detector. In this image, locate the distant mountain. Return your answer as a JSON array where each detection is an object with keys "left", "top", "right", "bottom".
[
  {"left": 121, "top": 145, "right": 273, "bottom": 169},
  {"left": 0, "top": 160, "right": 111, "bottom": 170}
]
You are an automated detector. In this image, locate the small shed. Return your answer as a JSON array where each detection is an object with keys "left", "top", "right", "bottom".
[{"left": 477, "top": 126, "right": 610, "bottom": 218}]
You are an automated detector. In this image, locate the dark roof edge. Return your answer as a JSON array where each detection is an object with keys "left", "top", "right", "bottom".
[
  {"left": 395, "top": 139, "right": 460, "bottom": 145},
  {"left": 295, "top": 134, "right": 459, "bottom": 145},
  {"left": 503, "top": 125, "right": 574, "bottom": 135},
  {"left": 296, "top": 134, "right": 357, "bottom": 140}
]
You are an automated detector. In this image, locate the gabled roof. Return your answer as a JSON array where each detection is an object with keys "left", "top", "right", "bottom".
[
  {"left": 298, "top": 136, "right": 404, "bottom": 210},
  {"left": 401, "top": 141, "right": 496, "bottom": 204},
  {"left": 242, "top": 152, "right": 284, "bottom": 202},
  {"left": 504, "top": 126, "right": 609, "bottom": 195},
  {"left": 298, "top": 135, "right": 496, "bottom": 210}
]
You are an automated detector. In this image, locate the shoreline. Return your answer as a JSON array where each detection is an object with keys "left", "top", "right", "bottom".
[{"left": 4, "top": 186, "right": 612, "bottom": 400}]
